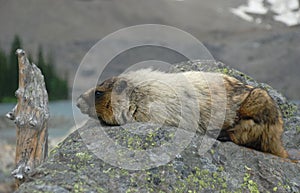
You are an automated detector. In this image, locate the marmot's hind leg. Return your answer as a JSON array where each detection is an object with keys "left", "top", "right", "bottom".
[{"left": 228, "top": 88, "right": 288, "bottom": 158}]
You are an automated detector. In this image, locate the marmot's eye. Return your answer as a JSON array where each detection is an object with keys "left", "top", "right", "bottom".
[{"left": 95, "top": 91, "right": 104, "bottom": 98}]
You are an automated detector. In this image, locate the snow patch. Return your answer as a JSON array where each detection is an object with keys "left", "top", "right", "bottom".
[{"left": 231, "top": 0, "right": 300, "bottom": 27}]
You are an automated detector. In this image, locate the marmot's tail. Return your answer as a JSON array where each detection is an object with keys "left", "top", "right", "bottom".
[{"left": 228, "top": 88, "right": 288, "bottom": 158}]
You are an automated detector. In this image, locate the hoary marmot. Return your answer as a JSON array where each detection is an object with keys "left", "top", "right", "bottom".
[{"left": 77, "top": 69, "right": 288, "bottom": 158}]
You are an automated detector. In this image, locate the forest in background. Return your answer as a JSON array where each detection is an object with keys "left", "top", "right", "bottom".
[{"left": 0, "top": 35, "right": 68, "bottom": 102}]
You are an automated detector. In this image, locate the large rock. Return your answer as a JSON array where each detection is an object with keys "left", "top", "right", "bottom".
[{"left": 17, "top": 61, "right": 300, "bottom": 193}]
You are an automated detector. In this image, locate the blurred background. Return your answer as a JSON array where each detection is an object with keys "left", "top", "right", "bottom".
[{"left": 0, "top": 0, "right": 299, "bottom": 191}]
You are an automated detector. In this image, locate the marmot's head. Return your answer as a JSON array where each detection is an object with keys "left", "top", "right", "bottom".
[{"left": 76, "top": 77, "right": 128, "bottom": 125}]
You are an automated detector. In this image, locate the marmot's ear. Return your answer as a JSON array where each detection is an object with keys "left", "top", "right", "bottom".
[{"left": 114, "top": 80, "right": 128, "bottom": 94}]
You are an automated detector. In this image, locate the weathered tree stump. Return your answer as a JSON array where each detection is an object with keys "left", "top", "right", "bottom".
[{"left": 6, "top": 49, "right": 49, "bottom": 188}]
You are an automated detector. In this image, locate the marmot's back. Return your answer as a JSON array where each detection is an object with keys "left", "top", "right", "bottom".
[{"left": 119, "top": 69, "right": 252, "bottom": 131}]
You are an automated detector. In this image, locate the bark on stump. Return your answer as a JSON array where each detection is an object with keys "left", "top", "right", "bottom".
[{"left": 6, "top": 49, "right": 49, "bottom": 188}]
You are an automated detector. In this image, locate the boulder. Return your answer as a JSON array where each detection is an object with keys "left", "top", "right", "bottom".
[{"left": 17, "top": 61, "right": 300, "bottom": 193}]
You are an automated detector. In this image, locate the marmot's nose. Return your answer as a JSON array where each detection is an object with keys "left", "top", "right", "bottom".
[
  {"left": 76, "top": 95, "right": 83, "bottom": 109},
  {"left": 76, "top": 101, "right": 81, "bottom": 109}
]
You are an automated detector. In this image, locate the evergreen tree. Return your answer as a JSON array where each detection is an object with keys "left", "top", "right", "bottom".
[
  {"left": 37, "top": 46, "right": 46, "bottom": 71},
  {"left": 36, "top": 46, "right": 68, "bottom": 100},
  {"left": 45, "top": 50, "right": 55, "bottom": 94},
  {"left": 28, "top": 53, "right": 34, "bottom": 65},
  {"left": 0, "top": 48, "right": 8, "bottom": 101},
  {"left": 0, "top": 36, "right": 69, "bottom": 102}
]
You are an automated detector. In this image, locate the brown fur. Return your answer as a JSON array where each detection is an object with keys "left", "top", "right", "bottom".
[
  {"left": 77, "top": 69, "right": 288, "bottom": 158},
  {"left": 227, "top": 88, "right": 288, "bottom": 158}
]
